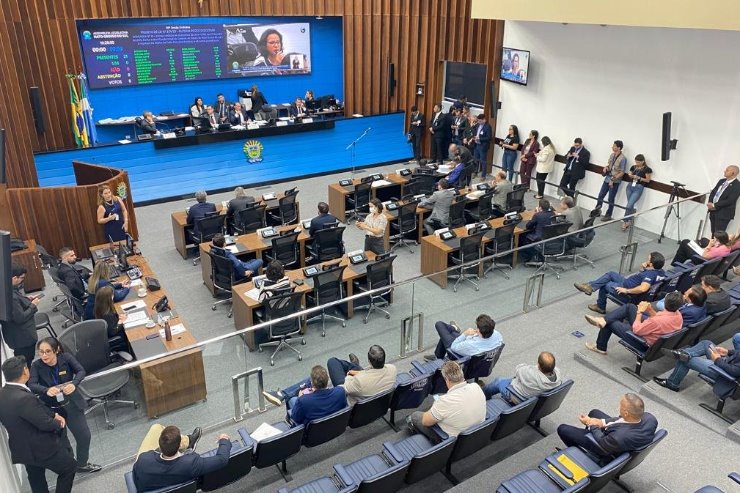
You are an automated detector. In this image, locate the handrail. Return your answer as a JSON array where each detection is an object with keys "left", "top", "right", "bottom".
[
  {"left": 79, "top": 189, "right": 706, "bottom": 382},
  {"left": 232, "top": 367, "right": 266, "bottom": 421}
]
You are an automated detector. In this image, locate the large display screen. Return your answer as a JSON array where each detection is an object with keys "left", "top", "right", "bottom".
[
  {"left": 500, "top": 47, "right": 530, "bottom": 86},
  {"left": 79, "top": 21, "right": 312, "bottom": 89}
]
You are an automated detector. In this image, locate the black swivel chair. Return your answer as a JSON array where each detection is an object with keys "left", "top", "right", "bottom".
[
  {"left": 265, "top": 231, "right": 300, "bottom": 269},
  {"left": 448, "top": 232, "right": 484, "bottom": 292},
  {"left": 192, "top": 213, "right": 225, "bottom": 265},
  {"left": 306, "top": 226, "right": 346, "bottom": 264},
  {"left": 306, "top": 264, "right": 347, "bottom": 336},
  {"left": 466, "top": 191, "right": 495, "bottom": 223},
  {"left": 448, "top": 198, "right": 467, "bottom": 229},
  {"left": 353, "top": 255, "right": 396, "bottom": 323},
  {"left": 257, "top": 291, "right": 305, "bottom": 366},
  {"left": 234, "top": 204, "right": 267, "bottom": 235},
  {"left": 58, "top": 320, "right": 136, "bottom": 429},
  {"left": 532, "top": 220, "right": 573, "bottom": 279},
  {"left": 346, "top": 182, "right": 372, "bottom": 223},
  {"left": 505, "top": 187, "right": 527, "bottom": 213},
  {"left": 483, "top": 223, "right": 516, "bottom": 279},
  {"left": 208, "top": 249, "right": 249, "bottom": 318},
  {"left": 268, "top": 192, "right": 299, "bottom": 225},
  {"left": 389, "top": 201, "right": 419, "bottom": 253}
]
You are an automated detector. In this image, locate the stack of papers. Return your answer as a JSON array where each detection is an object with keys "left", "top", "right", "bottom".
[
  {"left": 371, "top": 179, "right": 392, "bottom": 188},
  {"left": 123, "top": 311, "right": 150, "bottom": 329},
  {"left": 121, "top": 300, "right": 147, "bottom": 311},
  {"left": 245, "top": 288, "right": 261, "bottom": 301},
  {"left": 250, "top": 423, "right": 282, "bottom": 442}
]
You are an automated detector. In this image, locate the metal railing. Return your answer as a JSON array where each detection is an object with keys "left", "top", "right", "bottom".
[{"left": 232, "top": 367, "right": 266, "bottom": 421}]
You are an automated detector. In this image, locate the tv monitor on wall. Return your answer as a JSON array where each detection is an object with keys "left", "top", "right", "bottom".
[
  {"left": 501, "top": 47, "right": 530, "bottom": 86},
  {"left": 79, "top": 20, "right": 312, "bottom": 89}
]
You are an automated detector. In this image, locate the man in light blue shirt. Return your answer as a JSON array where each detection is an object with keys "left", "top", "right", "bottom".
[{"left": 425, "top": 314, "right": 503, "bottom": 361}]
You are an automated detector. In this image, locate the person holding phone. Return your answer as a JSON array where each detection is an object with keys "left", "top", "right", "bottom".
[
  {"left": 654, "top": 332, "right": 740, "bottom": 391},
  {"left": 2, "top": 263, "right": 41, "bottom": 367},
  {"left": 356, "top": 198, "right": 387, "bottom": 255},
  {"left": 28, "top": 337, "right": 101, "bottom": 473}
]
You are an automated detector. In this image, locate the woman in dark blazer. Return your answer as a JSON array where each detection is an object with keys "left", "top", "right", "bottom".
[
  {"left": 28, "top": 337, "right": 100, "bottom": 472},
  {"left": 519, "top": 129, "right": 540, "bottom": 189},
  {"left": 83, "top": 262, "right": 129, "bottom": 320}
]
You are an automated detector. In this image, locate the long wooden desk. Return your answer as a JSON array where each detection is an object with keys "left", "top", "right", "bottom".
[
  {"left": 171, "top": 193, "right": 300, "bottom": 259},
  {"left": 327, "top": 173, "right": 409, "bottom": 223},
  {"left": 89, "top": 244, "right": 207, "bottom": 417},
  {"left": 232, "top": 252, "right": 377, "bottom": 351},
  {"left": 420, "top": 210, "right": 535, "bottom": 288},
  {"left": 198, "top": 224, "right": 312, "bottom": 295}
]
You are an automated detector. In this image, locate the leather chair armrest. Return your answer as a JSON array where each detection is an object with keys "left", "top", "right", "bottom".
[
  {"left": 114, "top": 351, "right": 134, "bottom": 362},
  {"left": 622, "top": 331, "right": 647, "bottom": 348},
  {"left": 431, "top": 424, "right": 449, "bottom": 441},
  {"left": 544, "top": 455, "right": 574, "bottom": 480},
  {"left": 382, "top": 442, "right": 406, "bottom": 463},
  {"left": 333, "top": 464, "right": 355, "bottom": 487},
  {"left": 708, "top": 364, "right": 737, "bottom": 383}
]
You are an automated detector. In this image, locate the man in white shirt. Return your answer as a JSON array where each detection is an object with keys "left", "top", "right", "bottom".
[{"left": 407, "top": 361, "right": 486, "bottom": 443}]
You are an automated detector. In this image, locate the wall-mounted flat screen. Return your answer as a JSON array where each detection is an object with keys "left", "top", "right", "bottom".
[
  {"left": 443, "top": 61, "right": 486, "bottom": 107},
  {"left": 79, "top": 21, "right": 312, "bottom": 89},
  {"left": 501, "top": 47, "right": 530, "bottom": 86}
]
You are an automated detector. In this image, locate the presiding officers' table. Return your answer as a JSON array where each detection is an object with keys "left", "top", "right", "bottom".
[
  {"left": 171, "top": 192, "right": 301, "bottom": 259},
  {"left": 90, "top": 244, "right": 207, "bottom": 417},
  {"left": 233, "top": 252, "right": 378, "bottom": 351},
  {"left": 420, "top": 210, "right": 535, "bottom": 288}
]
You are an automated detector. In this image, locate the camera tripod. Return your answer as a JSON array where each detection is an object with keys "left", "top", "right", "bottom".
[{"left": 658, "top": 181, "right": 687, "bottom": 243}]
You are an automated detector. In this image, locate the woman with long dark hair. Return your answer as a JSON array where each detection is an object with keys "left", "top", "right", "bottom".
[
  {"left": 28, "top": 337, "right": 101, "bottom": 473},
  {"left": 519, "top": 129, "right": 540, "bottom": 189},
  {"left": 622, "top": 154, "right": 653, "bottom": 230},
  {"left": 499, "top": 124, "right": 520, "bottom": 182}
]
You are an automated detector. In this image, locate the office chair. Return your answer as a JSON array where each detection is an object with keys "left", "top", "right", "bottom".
[
  {"left": 306, "top": 264, "right": 347, "bottom": 336},
  {"left": 346, "top": 182, "right": 371, "bottom": 223},
  {"left": 51, "top": 271, "right": 85, "bottom": 328},
  {"left": 234, "top": 204, "right": 266, "bottom": 235},
  {"left": 505, "top": 187, "right": 526, "bottom": 213},
  {"left": 448, "top": 198, "right": 467, "bottom": 229},
  {"left": 414, "top": 174, "right": 438, "bottom": 195},
  {"left": 264, "top": 231, "right": 300, "bottom": 269},
  {"left": 389, "top": 201, "right": 419, "bottom": 253},
  {"left": 34, "top": 312, "right": 57, "bottom": 338},
  {"left": 268, "top": 192, "right": 299, "bottom": 225},
  {"left": 466, "top": 191, "right": 495, "bottom": 223},
  {"left": 448, "top": 232, "right": 484, "bottom": 292},
  {"left": 306, "top": 226, "right": 346, "bottom": 264},
  {"left": 48, "top": 266, "right": 76, "bottom": 315},
  {"left": 483, "top": 222, "right": 516, "bottom": 279},
  {"left": 258, "top": 291, "right": 306, "bottom": 366},
  {"left": 532, "top": 220, "right": 573, "bottom": 279},
  {"left": 565, "top": 209, "right": 599, "bottom": 269},
  {"left": 192, "top": 213, "right": 225, "bottom": 265},
  {"left": 57, "top": 320, "right": 136, "bottom": 429},
  {"left": 353, "top": 255, "right": 396, "bottom": 323},
  {"left": 208, "top": 249, "right": 248, "bottom": 318}
]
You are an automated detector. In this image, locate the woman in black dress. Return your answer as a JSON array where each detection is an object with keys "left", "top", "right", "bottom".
[{"left": 96, "top": 184, "right": 129, "bottom": 242}]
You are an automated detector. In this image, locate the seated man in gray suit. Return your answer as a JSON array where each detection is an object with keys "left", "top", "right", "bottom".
[
  {"left": 326, "top": 345, "right": 397, "bottom": 406},
  {"left": 419, "top": 178, "right": 456, "bottom": 235},
  {"left": 490, "top": 171, "right": 513, "bottom": 217}
]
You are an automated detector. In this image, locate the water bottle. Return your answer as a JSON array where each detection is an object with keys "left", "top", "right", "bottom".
[{"left": 164, "top": 319, "right": 172, "bottom": 342}]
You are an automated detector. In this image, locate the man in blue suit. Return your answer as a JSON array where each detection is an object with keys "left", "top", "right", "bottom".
[
  {"left": 519, "top": 199, "right": 555, "bottom": 262},
  {"left": 557, "top": 394, "right": 658, "bottom": 457},
  {"left": 308, "top": 202, "right": 340, "bottom": 236},
  {"left": 211, "top": 234, "right": 263, "bottom": 282},
  {"left": 186, "top": 190, "right": 217, "bottom": 242},
  {"left": 652, "top": 284, "right": 707, "bottom": 326},
  {"left": 133, "top": 425, "right": 231, "bottom": 492},
  {"left": 472, "top": 113, "right": 492, "bottom": 178}
]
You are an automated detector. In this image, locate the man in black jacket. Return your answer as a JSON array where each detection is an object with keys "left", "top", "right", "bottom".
[
  {"left": 702, "top": 274, "right": 731, "bottom": 315},
  {"left": 707, "top": 165, "right": 740, "bottom": 234},
  {"left": 133, "top": 424, "right": 231, "bottom": 492},
  {"left": 0, "top": 357, "right": 77, "bottom": 493},
  {"left": 225, "top": 186, "right": 256, "bottom": 234},
  {"left": 557, "top": 393, "right": 658, "bottom": 457},
  {"left": 186, "top": 190, "right": 217, "bottom": 241},
  {"left": 57, "top": 247, "right": 88, "bottom": 301},
  {"left": 654, "top": 333, "right": 740, "bottom": 391},
  {"left": 408, "top": 105, "right": 425, "bottom": 162},
  {"left": 559, "top": 137, "right": 591, "bottom": 198},
  {"left": 2, "top": 263, "right": 40, "bottom": 366},
  {"left": 309, "top": 202, "right": 339, "bottom": 236},
  {"left": 429, "top": 103, "right": 448, "bottom": 165}
]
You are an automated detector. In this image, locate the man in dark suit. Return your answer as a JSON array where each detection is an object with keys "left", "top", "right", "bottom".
[
  {"left": 225, "top": 186, "right": 256, "bottom": 234},
  {"left": 557, "top": 393, "right": 658, "bottom": 458},
  {"left": 57, "top": 247, "right": 88, "bottom": 301},
  {"left": 202, "top": 106, "right": 219, "bottom": 130},
  {"left": 186, "top": 190, "right": 218, "bottom": 242},
  {"left": 133, "top": 424, "right": 231, "bottom": 492},
  {"left": 289, "top": 97, "right": 308, "bottom": 118},
  {"left": 519, "top": 199, "right": 556, "bottom": 262},
  {"left": 408, "top": 105, "right": 425, "bottom": 162},
  {"left": 228, "top": 102, "right": 251, "bottom": 126},
  {"left": 213, "top": 93, "right": 230, "bottom": 123},
  {"left": 309, "top": 202, "right": 339, "bottom": 236},
  {"left": 473, "top": 113, "right": 493, "bottom": 178},
  {"left": 707, "top": 165, "right": 740, "bottom": 234},
  {"left": 2, "top": 263, "right": 40, "bottom": 367},
  {"left": 429, "top": 103, "right": 448, "bottom": 165},
  {"left": 0, "top": 357, "right": 77, "bottom": 493},
  {"left": 702, "top": 274, "right": 732, "bottom": 315},
  {"left": 559, "top": 138, "right": 591, "bottom": 197},
  {"left": 137, "top": 111, "right": 158, "bottom": 135}
]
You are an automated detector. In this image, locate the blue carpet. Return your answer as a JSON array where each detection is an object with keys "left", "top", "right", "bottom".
[{"left": 35, "top": 112, "right": 412, "bottom": 203}]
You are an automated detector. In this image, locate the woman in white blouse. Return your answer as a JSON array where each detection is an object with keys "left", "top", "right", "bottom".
[
  {"left": 356, "top": 198, "right": 388, "bottom": 255},
  {"left": 190, "top": 96, "right": 206, "bottom": 126},
  {"left": 534, "top": 135, "right": 556, "bottom": 199}
]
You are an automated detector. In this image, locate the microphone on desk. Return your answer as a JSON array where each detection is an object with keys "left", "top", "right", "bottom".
[{"left": 155, "top": 121, "right": 171, "bottom": 131}]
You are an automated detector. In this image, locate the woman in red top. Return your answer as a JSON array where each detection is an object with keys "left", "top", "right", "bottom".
[{"left": 519, "top": 129, "right": 540, "bottom": 189}]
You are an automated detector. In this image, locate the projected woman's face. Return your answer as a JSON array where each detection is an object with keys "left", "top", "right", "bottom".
[
  {"left": 266, "top": 34, "right": 282, "bottom": 55},
  {"left": 512, "top": 54, "right": 520, "bottom": 72}
]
